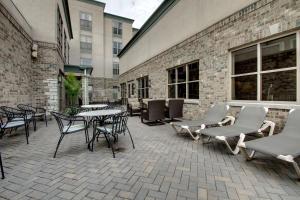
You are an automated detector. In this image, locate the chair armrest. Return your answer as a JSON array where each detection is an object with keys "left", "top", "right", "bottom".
[
  {"left": 258, "top": 120, "right": 275, "bottom": 136},
  {"left": 218, "top": 116, "right": 235, "bottom": 126}
]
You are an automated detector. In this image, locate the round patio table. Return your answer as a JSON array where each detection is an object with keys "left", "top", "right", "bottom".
[
  {"left": 77, "top": 109, "right": 122, "bottom": 151},
  {"left": 81, "top": 104, "right": 108, "bottom": 109}
]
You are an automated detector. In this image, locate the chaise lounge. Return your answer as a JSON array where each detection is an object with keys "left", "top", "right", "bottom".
[
  {"left": 199, "top": 106, "right": 275, "bottom": 155},
  {"left": 170, "top": 103, "right": 234, "bottom": 140},
  {"left": 239, "top": 108, "right": 300, "bottom": 178}
]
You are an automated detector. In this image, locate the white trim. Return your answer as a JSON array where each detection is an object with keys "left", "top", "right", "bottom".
[
  {"left": 257, "top": 43, "right": 261, "bottom": 101},
  {"left": 228, "top": 101, "right": 300, "bottom": 109},
  {"left": 297, "top": 32, "right": 300, "bottom": 102}
]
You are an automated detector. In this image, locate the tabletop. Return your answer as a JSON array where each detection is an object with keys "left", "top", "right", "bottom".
[
  {"left": 77, "top": 109, "right": 122, "bottom": 117},
  {"left": 81, "top": 104, "right": 108, "bottom": 109}
]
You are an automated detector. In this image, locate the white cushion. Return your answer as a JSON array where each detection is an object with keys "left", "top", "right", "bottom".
[{"left": 63, "top": 124, "right": 86, "bottom": 133}]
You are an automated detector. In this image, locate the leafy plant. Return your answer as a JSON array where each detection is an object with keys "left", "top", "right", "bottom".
[
  {"left": 64, "top": 107, "right": 80, "bottom": 116},
  {"left": 64, "top": 73, "right": 81, "bottom": 107}
]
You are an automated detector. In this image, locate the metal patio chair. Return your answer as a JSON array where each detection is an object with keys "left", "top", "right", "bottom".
[
  {"left": 239, "top": 108, "right": 300, "bottom": 178},
  {"left": 200, "top": 106, "right": 275, "bottom": 155},
  {"left": 170, "top": 103, "right": 234, "bottom": 140},
  {"left": 18, "top": 104, "right": 47, "bottom": 131},
  {"left": 0, "top": 106, "right": 30, "bottom": 144},
  {"left": 51, "top": 111, "right": 89, "bottom": 158},
  {"left": 93, "top": 112, "right": 135, "bottom": 158}
]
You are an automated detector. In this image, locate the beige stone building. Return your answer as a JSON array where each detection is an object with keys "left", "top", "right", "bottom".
[
  {"left": 0, "top": 0, "right": 73, "bottom": 111},
  {"left": 119, "top": 0, "right": 300, "bottom": 133},
  {"left": 68, "top": 0, "right": 135, "bottom": 103}
]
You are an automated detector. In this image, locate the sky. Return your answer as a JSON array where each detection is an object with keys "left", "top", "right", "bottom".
[{"left": 97, "top": 0, "right": 164, "bottom": 28}]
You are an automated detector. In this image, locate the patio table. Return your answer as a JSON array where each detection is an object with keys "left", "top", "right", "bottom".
[
  {"left": 81, "top": 104, "right": 108, "bottom": 110},
  {"left": 77, "top": 109, "right": 122, "bottom": 151}
]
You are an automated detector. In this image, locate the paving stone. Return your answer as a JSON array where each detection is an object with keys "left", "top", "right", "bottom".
[{"left": 0, "top": 119, "right": 300, "bottom": 200}]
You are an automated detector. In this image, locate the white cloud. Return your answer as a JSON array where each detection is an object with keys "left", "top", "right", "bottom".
[{"left": 97, "top": 0, "right": 163, "bottom": 28}]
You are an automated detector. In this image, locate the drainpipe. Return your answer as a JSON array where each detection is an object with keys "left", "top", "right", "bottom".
[{"left": 84, "top": 69, "right": 89, "bottom": 105}]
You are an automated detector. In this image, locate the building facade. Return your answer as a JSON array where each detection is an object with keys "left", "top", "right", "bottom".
[
  {"left": 0, "top": 0, "right": 73, "bottom": 111},
  {"left": 69, "top": 0, "right": 135, "bottom": 103},
  {"left": 119, "top": 0, "right": 300, "bottom": 133}
]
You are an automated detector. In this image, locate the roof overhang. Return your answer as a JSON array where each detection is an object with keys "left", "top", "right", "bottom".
[
  {"left": 64, "top": 64, "right": 93, "bottom": 75},
  {"left": 62, "top": 0, "right": 73, "bottom": 39}
]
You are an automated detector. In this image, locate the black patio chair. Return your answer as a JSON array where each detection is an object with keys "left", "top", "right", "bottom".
[
  {"left": 0, "top": 152, "right": 4, "bottom": 179},
  {"left": 93, "top": 112, "right": 135, "bottom": 158},
  {"left": 17, "top": 104, "right": 47, "bottom": 131},
  {"left": 51, "top": 111, "right": 89, "bottom": 158},
  {"left": 0, "top": 106, "right": 30, "bottom": 144}
]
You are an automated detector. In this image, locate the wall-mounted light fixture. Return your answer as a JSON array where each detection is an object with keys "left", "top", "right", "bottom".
[{"left": 32, "top": 43, "right": 38, "bottom": 58}]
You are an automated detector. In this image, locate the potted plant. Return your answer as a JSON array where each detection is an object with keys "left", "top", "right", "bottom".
[{"left": 64, "top": 73, "right": 81, "bottom": 116}]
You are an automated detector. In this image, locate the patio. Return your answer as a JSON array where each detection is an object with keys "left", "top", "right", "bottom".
[{"left": 0, "top": 117, "right": 300, "bottom": 200}]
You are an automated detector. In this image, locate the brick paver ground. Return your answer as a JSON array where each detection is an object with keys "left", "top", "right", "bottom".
[{"left": 0, "top": 116, "right": 300, "bottom": 200}]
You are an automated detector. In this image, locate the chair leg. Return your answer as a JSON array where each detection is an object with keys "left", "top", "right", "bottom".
[
  {"left": 45, "top": 114, "right": 48, "bottom": 127},
  {"left": 0, "top": 153, "right": 4, "bottom": 179},
  {"left": 53, "top": 134, "right": 64, "bottom": 158},
  {"left": 106, "top": 134, "right": 115, "bottom": 158},
  {"left": 25, "top": 123, "right": 29, "bottom": 144},
  {"left": 126, "top": 126, "right": 135, "bottom": 149},
  {"left": 33, "top": 119, "right": 37, "bottom": 131}
]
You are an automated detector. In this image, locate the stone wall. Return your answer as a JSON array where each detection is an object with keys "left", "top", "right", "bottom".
[
  {"left": 32, "top": 41, "right": 65, "bottom": 111},
  {"left": 119, "top": 0, "right": 300, "bottom": 133},
  {"left": 0, "top": 2, "right": 33, "bottom": 107}
]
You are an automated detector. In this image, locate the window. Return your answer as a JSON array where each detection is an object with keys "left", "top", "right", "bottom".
[
  {"left": 80, "top": 58, "right": 92, "bottom": 67},
  {"left": 113, "top": 63, "right": 119, "bottom": 76},
  {"left": 80, "top": 35, "right": 92, "bottom": 53},
  {"left": 127, "top": 82, "right": 135, "bottom": 98},
  {"left": 113, "top": 41, "right": 122, "bottom": 56},
  {"left": 168, "top": 62, "right": 199, "bottom": 99},
  {"left": 113, "top": 21, "right": 122, "bottom": 37},
  {"left": 231, "top": 34, "right": 297, "bottom": 101},
  {"left": 120, "top": 83, "right": 127, "bottom": 104},
  {"left": 113, "top": 86, "right": 119, "bottom": 100},
  {"left": 64, "top": 31, "right": 67, "bottom": 63},
  {"left": 137, "top": 76, "right": 149, "bottom": 99},
  {"left": 57, "top": 7, "right": 63, "bottom": 53},
  {"left": 80, "top": 12, "right": 92, "bottom": 31}
]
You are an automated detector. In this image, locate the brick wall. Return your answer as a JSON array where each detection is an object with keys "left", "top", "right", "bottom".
[
  {"left": 0, "top": 2, "right": 65, "bottom": 111},
  {"left": 91, "top": 77, "right": 119, "bottom": 102},
  {"left": 119, "top": 0, "right": 300, "bottom": 133},
  {"left": 0, "top": 2, "right": 33, "bottom": 107}
]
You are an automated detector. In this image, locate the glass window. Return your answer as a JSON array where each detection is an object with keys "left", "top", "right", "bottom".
[
  {"left": 261, "top": 70, "right": 296, "bottom": 101},
  {"left": 233, "top": 46, "right": 257, "bottom": 75},
  {"left": 80, "top": 35, "right": 92, "bottom": 54},
  {"left": 80, "top": 58, "right": 92, "bottom": 66},
  {"left": 168, "top": 85, "right": 175, "bottom": 98},
  {"left": 168, "top": 61, "right": 199, "bottom": 99},
  {"left": 113, "top": 21, "right": 122, "bottom": 37},
  {"left": 113, "top": 63, "right": 119, "bottom": 76},
  {"left": 232, "top": 75, "right": 257, "bottom": 100},
  {"left": 177, "top": 66, "right": 186, "bottom": 83},
  {"left": 188, "top": 62, "right": 199, "bottom": 81},
  {"left": 178, "top": 84, "right": 186, "bottom": 98},
  {"left": 188, "top": 82, "right": 199, "bottom": 99},
  {"left": 231, "top": 34, "right": 297, "bottom": 102},
  {"left": 57, "top": 8, "right": 63, "bottom": 53},
  {"left": 80, "top": 12, "right": 92, "bottom": 31},
  {"left": 261, "top": 34, "right": 296, "bottom": 71},
  {"left": 168, "top": 69, "right": 176, "bottom": 84},
  {"left": 137, "top": 76, "right": 149, "bottom": 99},
  {"left": 113, "top": 41, "right": 122, "bottom": 55}
]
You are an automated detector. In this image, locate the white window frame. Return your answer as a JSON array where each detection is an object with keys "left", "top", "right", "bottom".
[
  {"left": 112, "top": 21, "right": 122, "bottom": 37},
  {"left": 229, "top": 31, "right": 300, "bottom": 104},
  {"left": 113, "top": 63, "right": 119, "bottom": 76},
  {"left": 167, "top": 61, "right": 199, "bottom": 99}
]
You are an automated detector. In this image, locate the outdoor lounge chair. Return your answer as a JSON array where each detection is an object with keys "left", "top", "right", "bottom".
[
  {"left": 239, "top": 109, "right": 300, "bottom": 178},
  {"left": 200, "top": 106, "right": 275, "bottom": 155},
  {"left": 170, "top": 104, "right": 234, "bottom": 140},
  {"left": 127, "top": 98, "right": 141, "bottom": 116},
  {"left": 51, "top": 112, "right": 89, "bottom": 158}
]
